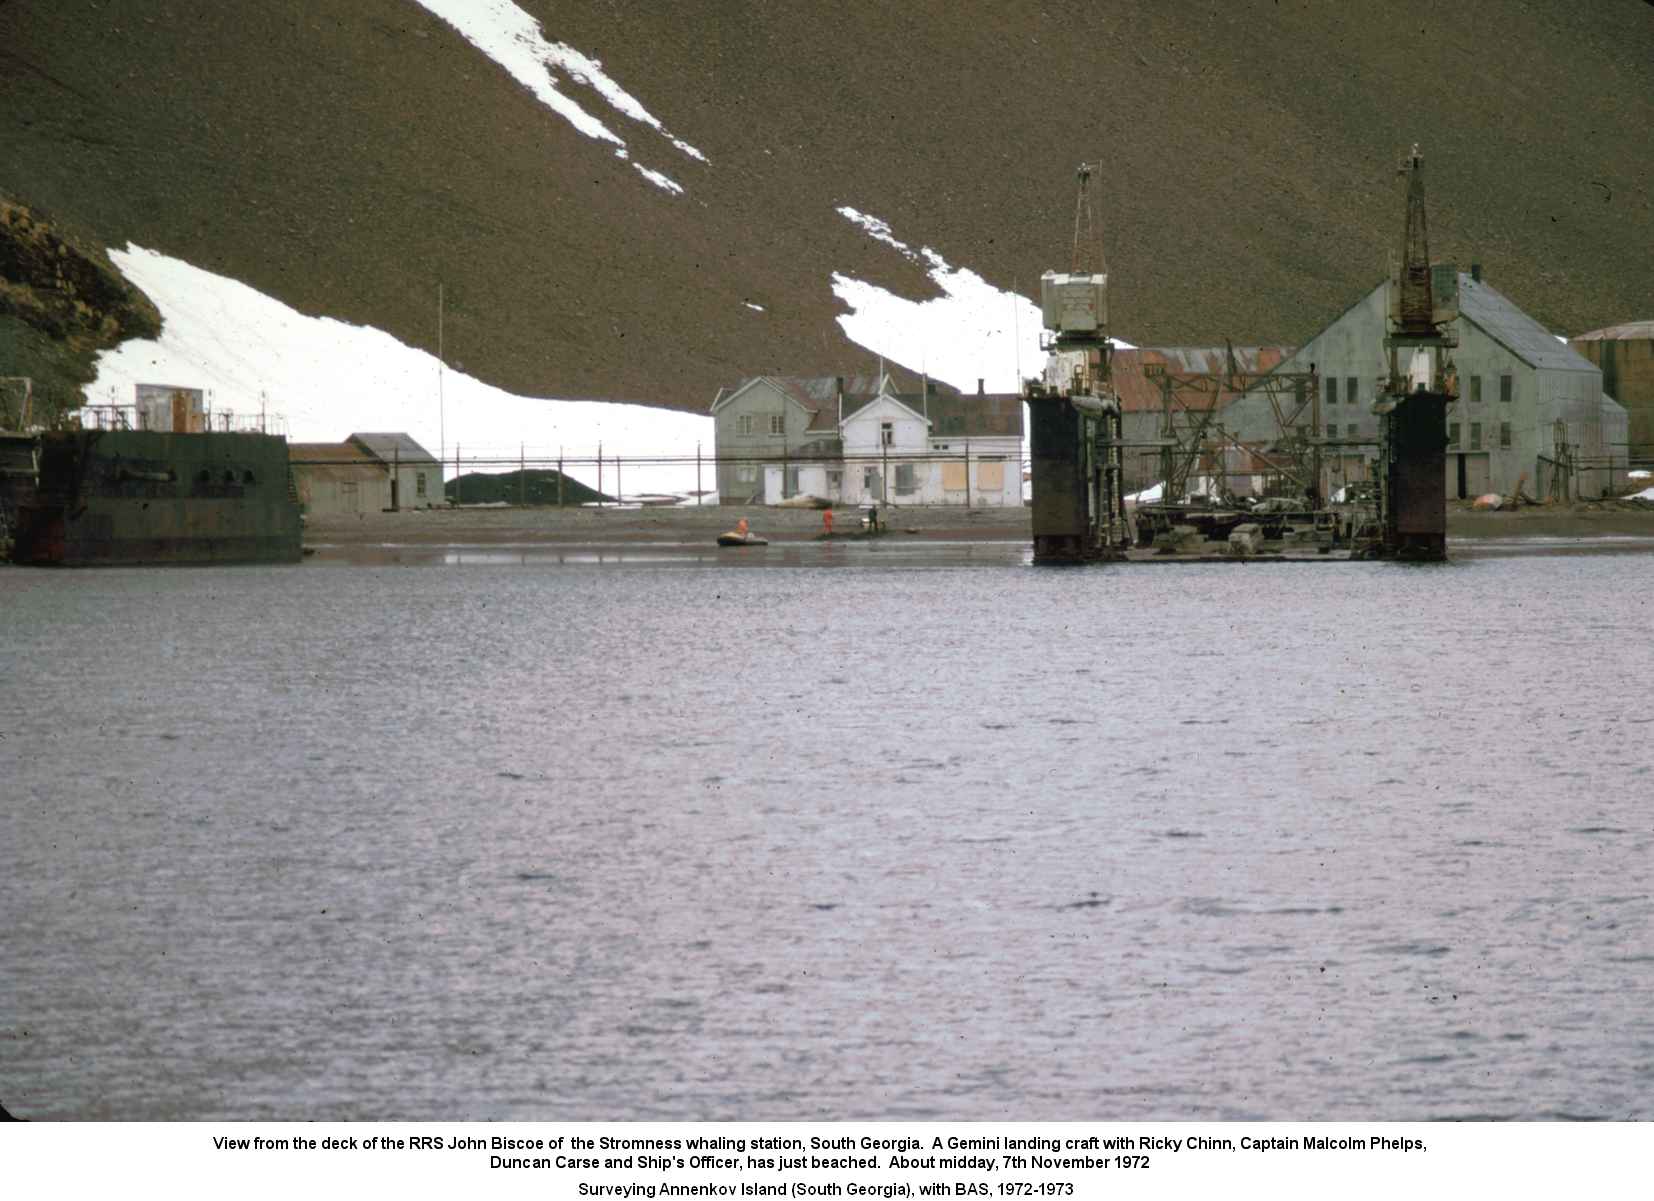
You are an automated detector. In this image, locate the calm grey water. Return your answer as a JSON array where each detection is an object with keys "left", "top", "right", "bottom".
[{"left": 3, "top": 543, "right": 1652, "bottom": 1121}]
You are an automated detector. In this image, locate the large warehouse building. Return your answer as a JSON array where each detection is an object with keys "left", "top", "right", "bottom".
[{"left": 1221, "top": 270, "right": 1627, "bottom": 500}]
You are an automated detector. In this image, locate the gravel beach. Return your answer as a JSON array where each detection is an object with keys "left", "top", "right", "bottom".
[{"left": 303, "top": 501, "right": 1654, "bottom": 550}]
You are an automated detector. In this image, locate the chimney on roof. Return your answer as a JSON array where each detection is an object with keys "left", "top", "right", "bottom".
[
  {"left": 977, "top": 378, "right": 984, "bottom": 396},
  {"left": 1471, "top": 262, "right": 1482, "bottom": 283}
]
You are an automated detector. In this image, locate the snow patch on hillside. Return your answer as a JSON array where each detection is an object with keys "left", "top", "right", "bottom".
[
  {"left": 633, "top": 166, "right": 684, "bottom": 196},
  {"left": 830, "top": 207, "right": 1135, "bottom": 395},
  {"left": 87, "top": 246, "right": 713, "bottom": 496},
  {"left": 415, "top": 0, "right": 702, "bottom": 194}
]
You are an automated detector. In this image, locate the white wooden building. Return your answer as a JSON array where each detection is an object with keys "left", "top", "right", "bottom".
[{"left": 713, "top": 373, "right": 1023, "bottom": 507}]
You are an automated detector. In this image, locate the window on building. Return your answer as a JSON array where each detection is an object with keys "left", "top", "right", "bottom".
[
  {"left": 784, "top": 466, "right": 799, "bottom": 495},
  {"left": 880, "top": 421, "right": 894, "bottom": 447},
  {"left": 1346, "top": 376, "right": 1358, "bottom": 404},
  {"left": 1469, "top": 375, "right": 1482, "bottom": 404},
  {"left": 769, "top": 413, "right": 785, "bottom": 436},
  {"left": 894, "top": 463, "right": 917, "bottom": 494},
  {"left": 1326, "top": 377, "right": 1338, "bottom": 406},
  {"left": 1500, "top": 374, "right": 1513, "bottom": 403},
  {"left": 1448, "top": 422, "right": 1461, "bottom": 448},
  {"left": 1500, "top": 422, "right": 1512, "bottom": 448},
  {"left": 826, "top": 470, "right": 842, "bottom": 492},
  {"left": 1326, "top": 423, "right": 1337, "bottom": 439},
  {"left": 416, "top": 472, "right": 427, "bottom": 497},
  {"left": 736, "top": 464, "right": 756, "bottom": 483},
  {"left": 863, "top": 466, "right": 880, "bottom": 490},
  {"left": 736, "top": 414, "right": 753, "bottom": 436},
  {"left": 1470, "top": 422, "right": 1483, "bottom": 450}
]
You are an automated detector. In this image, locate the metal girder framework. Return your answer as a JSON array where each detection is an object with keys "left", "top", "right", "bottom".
[{"left": 1144, "top": 362, "right": 1322, "bottom": 502}]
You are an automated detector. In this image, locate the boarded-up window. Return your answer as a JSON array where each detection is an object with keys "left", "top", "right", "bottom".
[
  {"left": 941, "top": 461, "right": 968, "bottom": 490},
  {"left": 977, "top": 461, "right": 1005, "bottom": 491},
  {"left": 736, "top": 465, "right": 756, "bottom": 483}
]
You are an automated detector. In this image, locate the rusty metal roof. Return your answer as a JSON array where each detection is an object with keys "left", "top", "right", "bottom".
[
  {"left": 1112, "top": 347, "right": 1294, "bottom": 413},
  {"left": 349, "top": 432, "right": 441, "bottom": 464},
  {"left": 288, "top": 442, "right": 381, "bottom": 465},
  {"left": 714, "top": 373, "right": 1021, "bottom": 437},
  {"left": 904, "top": 388, "right": 1024, "bottom": 438},
  {"left": 1571, "top": 320, "right": 1654, "bottom": 342}
]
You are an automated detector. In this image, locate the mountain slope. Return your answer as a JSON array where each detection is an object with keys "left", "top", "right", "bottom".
[{"left": 2, "top": 0, "right": 1650, "bottom": 415}]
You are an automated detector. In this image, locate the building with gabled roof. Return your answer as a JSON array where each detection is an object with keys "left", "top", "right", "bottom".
[
  {"left": 289, "top": 432, "right": 442, "bottom": 514},
  {"left": 710, "top": 373, "right": 1024, "bottom": 506},
  {"left": 1220, "top": 270, "right": 1627, "bottom": 500}
]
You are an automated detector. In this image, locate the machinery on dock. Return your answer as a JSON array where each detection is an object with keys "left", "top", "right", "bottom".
[
  {"left": 1369, "top": 145, "right": 1456, "bottom": 561},
  {"left": 1023, "top": 164, "right": 1129, "bottom": 564},
  {"left": 1021, "top": 142, "right": 1454, "bottom": 564}
]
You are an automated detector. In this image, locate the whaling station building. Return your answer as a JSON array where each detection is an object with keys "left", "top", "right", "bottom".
[
  {"left": 287, "top": 432, "right": 442, "bottom": 516},
  {"left": 710, "top": 373, "right": 1024, "bottom": 506},
  {"left": 1570, "top": 320, "right": 1654, "bottom": 467},
  {"left": 1220, "top": 268, "right": 1628, "bottom": 500}
]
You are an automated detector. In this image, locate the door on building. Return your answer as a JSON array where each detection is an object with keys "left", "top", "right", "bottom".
[
  {"left": 1464, "top": 454, "right": 1491, "bottom": 496},
  {"left": 340, "top": 479, "right": 360, "bottom": 514},
  {"left": 862, "top": 466, "right": 882, "bottom": 502}
]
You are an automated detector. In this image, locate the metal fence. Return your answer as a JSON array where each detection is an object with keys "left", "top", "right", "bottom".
[{"left": 437, "top": 445, "right": 1031, "bottom": 508}]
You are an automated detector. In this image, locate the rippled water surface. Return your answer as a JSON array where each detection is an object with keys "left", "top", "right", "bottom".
[{"left": 3, "top": 546, "right": 1652, "bottom": 1120}]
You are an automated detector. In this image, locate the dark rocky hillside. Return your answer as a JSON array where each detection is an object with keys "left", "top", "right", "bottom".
[{"left": 2, "top": 0, "right": 1650, "bottom": 416}]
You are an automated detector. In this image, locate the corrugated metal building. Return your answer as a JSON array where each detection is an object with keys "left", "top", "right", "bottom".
[
  {"left": 1571, "top": 321, "right": 1654, "bottom": 466},
  {"left": 289, "top": 432, "right": 442, "bottom": 515},
  {"left": 1221, "top": 271, "right": 1628, "bottom": 499}
]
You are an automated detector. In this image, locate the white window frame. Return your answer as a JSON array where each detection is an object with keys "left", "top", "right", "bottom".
[
  {"left": 736, "top": 414, "right": 753, "bottom": 436},
  {"left": 768, "top": 413, "right": 785, "bottom": 436}
]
